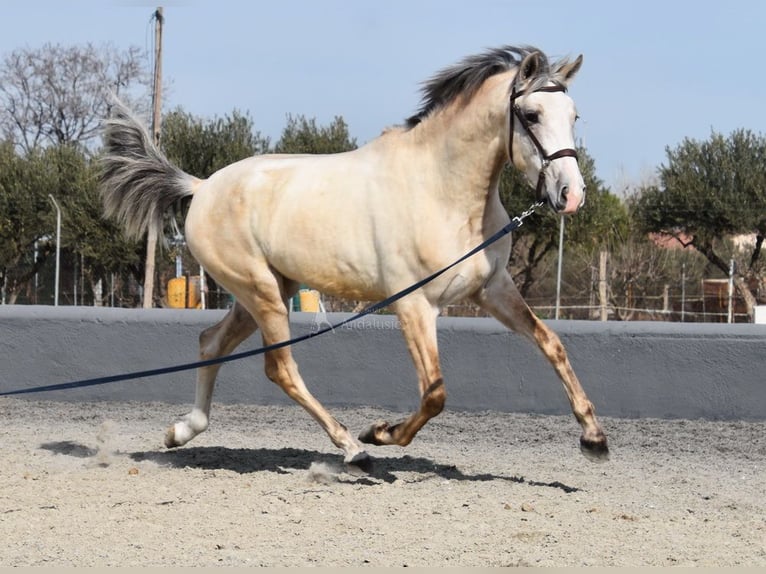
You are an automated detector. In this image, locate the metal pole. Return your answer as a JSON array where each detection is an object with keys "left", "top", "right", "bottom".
[
  {"left": 48, "top": 194, "right": 61, "bottom": 306},
  {"left": 681, "top": 262, "right": 686, "bottom": 322},
  {"left": 34, "top": 240, "right": 39, "bottom": 304},
  {"left": 727, "top": 258, "right": 734, "bottom": 323},
  {"left": 554, "top": 216, "right": 565, "bottom": 320},
  {"left": 174, "top": 234, "right": 183, "bottom": 278}
]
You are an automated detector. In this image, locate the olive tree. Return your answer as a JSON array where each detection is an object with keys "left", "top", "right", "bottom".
[{"left": 634, "top": 129, "right": 766, "bottom": 317}]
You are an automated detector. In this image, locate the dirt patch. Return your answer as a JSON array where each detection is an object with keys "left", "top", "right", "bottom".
[{"left": 1, "top": 398, "right": 764, "bottom": 566}]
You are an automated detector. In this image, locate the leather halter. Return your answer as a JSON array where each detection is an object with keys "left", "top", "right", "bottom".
[{"left": 508, "top": 83, "right": 579, "bottom": 203}]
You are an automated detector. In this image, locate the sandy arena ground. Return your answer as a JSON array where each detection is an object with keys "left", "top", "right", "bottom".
[{"left": 0, "top": 397, "right": 764, "bottom": 567}]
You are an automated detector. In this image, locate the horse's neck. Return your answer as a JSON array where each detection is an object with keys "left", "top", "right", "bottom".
[{"left": 412, "top": 108, "right": 508, "bottom": 212}]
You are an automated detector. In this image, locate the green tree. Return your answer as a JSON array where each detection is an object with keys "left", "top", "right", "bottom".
[
  {"left": 0, "top": 142, "right": 141, "bottom": 305},
  {"left": 0, "top": 142, "right": 57, "bottom": 303},
  {"left": 501, "top": 147, "right": 628, "bottom": 297},
  {"left": 53, "top": 145, "right": 142, "bottom": 301},
  {"left": 274, "top": 114, "right": 357, "bottom": 154},
  {"left": 634, "top": 129, "right": 766, "bottom": 317},
  {"left": 162, "top": 108, "right": 270, "bottom": 178}
]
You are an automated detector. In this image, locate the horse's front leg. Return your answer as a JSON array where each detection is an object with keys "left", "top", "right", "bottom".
[
  {"left": 473, "top": 270, "right": 609, "bottom": 461},
  {"left": 359, "top": 296, "right": 446, "bottom": 447}
]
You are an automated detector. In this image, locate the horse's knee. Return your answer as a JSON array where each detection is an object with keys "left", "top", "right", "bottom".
[{"left": 422, "top": 379, "right": 446, "bottom": 417}]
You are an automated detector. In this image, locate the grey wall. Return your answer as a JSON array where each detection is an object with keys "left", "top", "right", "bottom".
[{"left": 2, "top": 305, "right": 765, "bottom": 420}]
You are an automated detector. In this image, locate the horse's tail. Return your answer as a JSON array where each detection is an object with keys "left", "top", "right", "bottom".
[{"left": 99, "top": 101, "right": 199, "bottom": 241}]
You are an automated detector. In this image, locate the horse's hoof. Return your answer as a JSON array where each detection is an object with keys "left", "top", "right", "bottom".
[
  {"left": 164, "top": 426, "right": 179, "bottom": 449},
  {"left": 345, "top": 451, "right": 373, "bottom": 475},
  {"left": 358, "top": 421, "right": 389, "bottom": 446},
  {"left": 580, "top": 436, "right": 609, "bottom": 462}
]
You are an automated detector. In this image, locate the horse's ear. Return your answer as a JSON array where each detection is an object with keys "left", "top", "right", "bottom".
[
  {"left": 554, "top": 55, "right": 583, "bottom": 86},
  {"left": 516, "top": 51, "right": 542, "bottom": 88}
]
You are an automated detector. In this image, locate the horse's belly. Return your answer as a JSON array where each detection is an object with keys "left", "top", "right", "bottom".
[{"left": 270, "top": 250, "right": 386, "bottom": 301}]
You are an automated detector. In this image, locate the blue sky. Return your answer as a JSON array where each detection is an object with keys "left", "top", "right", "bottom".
[{"left": 2, "top": 0, "right": 764, "bottom": 193}]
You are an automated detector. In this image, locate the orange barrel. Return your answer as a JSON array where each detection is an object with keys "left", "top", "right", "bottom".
[
  {"left": 167, "top": 277, "right": 187, "bottom": 308},
  {"left": 167, "top": 276, "right": 202, "bottom": 309},
  {"left": 298, "top": 289, "right": 320, "bottom": 312}
]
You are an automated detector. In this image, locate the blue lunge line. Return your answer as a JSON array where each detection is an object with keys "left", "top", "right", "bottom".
[{"left": 0, "top": 207, "right": 539, "bottom": 397}]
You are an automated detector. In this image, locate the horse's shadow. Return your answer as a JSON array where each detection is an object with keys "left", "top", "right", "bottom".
[
  {"left": 129, "top": 445, "right": 581, "bottom": 492},
  {"left": 39, "top": 441, "right": 580, "bottom": 492}
]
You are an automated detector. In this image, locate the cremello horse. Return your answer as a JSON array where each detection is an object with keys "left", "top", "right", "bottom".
[{"left": 100, "top": 45, "right": 608, "bottom": 468}]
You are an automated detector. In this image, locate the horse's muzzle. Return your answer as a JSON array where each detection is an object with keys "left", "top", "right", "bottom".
[{"left": 552, "top": 185, "right": 585, "bottom": 214}]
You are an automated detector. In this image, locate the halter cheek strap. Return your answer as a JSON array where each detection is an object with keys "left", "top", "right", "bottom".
[{"left": 508, "top": 84, "right": 579, "bottom": 201}]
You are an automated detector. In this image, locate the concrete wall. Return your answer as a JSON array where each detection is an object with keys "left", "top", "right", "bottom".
[{"left": 2, "top": 305, "right": 765, "bottom": 420}]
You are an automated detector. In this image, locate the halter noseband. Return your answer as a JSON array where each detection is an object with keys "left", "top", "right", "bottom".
[{"left": 508, "top": 83, "right": 579, "bottom": 202}]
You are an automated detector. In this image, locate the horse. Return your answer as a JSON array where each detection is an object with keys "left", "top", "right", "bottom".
[{"left": 99, "top": 45, "right": 609, "bottom": 469}]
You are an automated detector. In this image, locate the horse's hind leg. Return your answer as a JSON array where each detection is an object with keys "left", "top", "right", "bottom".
[
  {"left": 165, "top": 302, "right": 257, "bottom": 448},
  {"left": 237, "top": 272, "right": 369, "bottom": 466},
  {"left": 472, "top": 270, "right": 609, "bottom": 461},
  {"left": 359, "top": 296, "right": 445, "bottom": 447}
]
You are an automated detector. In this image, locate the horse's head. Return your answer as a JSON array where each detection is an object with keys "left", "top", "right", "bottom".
[{"left": 508, "top": 51, "right": 585, "bottom": 214}]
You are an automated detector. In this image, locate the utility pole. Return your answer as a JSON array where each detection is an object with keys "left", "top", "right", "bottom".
[
  {"left": 727, "top": 258, "right": 735, "bottom": 324},
  {"left": 681, "top": 262, "right": 686, "bottom": 322},
  {"left": 151, "top": 7, "right": 164, "bottom": 147},
  {"left": 143, "top": 6, "right": 163, "bottom": 308}
]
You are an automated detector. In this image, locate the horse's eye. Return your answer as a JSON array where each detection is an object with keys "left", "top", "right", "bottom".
[{"left": 523, "top": 111, "right": 539, "bottom": 124}]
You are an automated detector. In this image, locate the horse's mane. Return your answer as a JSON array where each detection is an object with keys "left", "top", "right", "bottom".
[{"left": 405, "top": 45, "right": 555, "bottom": 129}]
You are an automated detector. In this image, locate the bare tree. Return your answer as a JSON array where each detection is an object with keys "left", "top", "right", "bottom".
[{"left": 0, "top": 42, "right": 149, "bottom": 153}]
